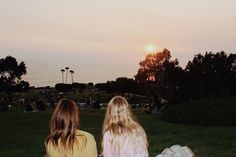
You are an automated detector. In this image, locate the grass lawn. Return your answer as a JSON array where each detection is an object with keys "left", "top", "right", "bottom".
[{"left": 0, "top": 108, "right": 236, "bottom": 157}]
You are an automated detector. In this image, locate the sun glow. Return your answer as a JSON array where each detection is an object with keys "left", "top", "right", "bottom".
[{"left": 144, "top": 44, "right": 158, "bottom": 53}]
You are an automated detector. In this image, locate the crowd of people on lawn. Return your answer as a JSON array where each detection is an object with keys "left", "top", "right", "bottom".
[
  {"left": 44, "top": 96, "right": 195, "bottom": 157},
  {"left": 23, "top": 98, "right": 46, "bottom": 112},
  {"left": 0, "top": 93, "right": 47, "bottom": 112}
]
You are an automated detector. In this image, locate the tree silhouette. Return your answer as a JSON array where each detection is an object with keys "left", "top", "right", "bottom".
[
  {"left": 60, "top": 69, "right": 65, "bottom": 83},
  {"left": 135, "top": 49, "right": 172, "bottom": 84},
  {"left": 14, "top": 80, "right": 30, "bottom": 92},
  {"left": 185, "top": 51, "right": 236, "bottom": 98},
  {"left": 69, "top": 70, "right": 74, "bottom": 83},
  {"left": 136, "top": 50, "right": 236, "bottom": 103},
  {"left": 135, "top": 49, "right": 183, "bottom": 103},
  {"left": 65, "top": 67, "right": 69, "bottom": 84},
  {"left": 0, "top": 56, "right": 28, "bottom": 94}
]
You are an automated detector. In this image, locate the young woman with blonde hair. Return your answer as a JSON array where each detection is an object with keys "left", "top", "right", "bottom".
[
  {"left": 45, "top": 98, "right": 97, "bottom": 157},
  {"left": 101, "top": 96, "right": 149, "bottom": 157}
]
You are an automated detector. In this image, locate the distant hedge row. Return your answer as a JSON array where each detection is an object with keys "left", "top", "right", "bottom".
[{"left": 161, "top": 98, "right": 236, "bottom": 126}]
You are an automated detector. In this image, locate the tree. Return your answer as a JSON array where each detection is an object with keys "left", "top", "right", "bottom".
[
  {"left": 185, "top": 51, "right": 236, "bottom": 98},
  {"left": 14, "top": 80, "right": 30, "bottom": 92},
  {"left": 69, "top": 70, "right": 74, "bottom": 83},
  {"left": 0, "top": 56, "right": 28, "bottom": 94},
  {"left": 61, "top": 69, "right": 65, "bottom": 83},
  {"left": 65, "top": 67, "right": 69, "bottom": 84},
  {"left": 72, "top": 82, "right": 80, "bottom": 89},
  {"left": 135, "top": 49, "right": 172, "bottom": 84},
  {"left": 55, "top": 83, "right": 71, "bottom": 92},
  {"left": 113, "top": 77, "right": 142, "bottom": 95},
  {"left": 135, "top": 49, "right": 183, "bottom": 103},
  {"left": 88, "top": 82, "right": 94, "bottom": 91},
  {"left": 78, "top": 83, "right": 88, "bottom": 92}
]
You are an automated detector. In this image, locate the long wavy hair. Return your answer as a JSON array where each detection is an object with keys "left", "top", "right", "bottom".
[
  {"left": 45, "top": 98, "right": 86, "bottom": 155},
  {"left": 101, "top": 96, "right": 148, "bottom": 155}
]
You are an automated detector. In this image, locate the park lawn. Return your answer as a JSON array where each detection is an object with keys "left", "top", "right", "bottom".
[{"left": 0, "top": 108, "right": 236, "bottom": 157}]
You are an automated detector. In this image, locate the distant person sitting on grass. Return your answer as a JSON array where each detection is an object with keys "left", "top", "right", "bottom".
[
  {"left": 0, "top": 98, "right": 7, "bottom": 112},
  {"left": 24, "top": 98, "right": 33, "bottom": 112},
  {"left": 44, "top": 98, "right": 97, "bottom": 157},
  {"left": 152, "top": 94, "right": 161, "bottom": 114},
  {"left": 35, "top": 99, "right": 46, "bottom": 111},
  {"left": 101, "top": 96, "right": 149, "bottom": 157}
]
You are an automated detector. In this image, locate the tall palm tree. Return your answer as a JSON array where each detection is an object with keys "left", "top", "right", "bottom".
[
  {"left": 65, "top": 67, "right": 69, "bottom": 84},
  {"left": 60, "top": 69, "right": 65, "bottom": 83},
  {"left": 69, "top": 70, "right": 74, "bottom": 83}
]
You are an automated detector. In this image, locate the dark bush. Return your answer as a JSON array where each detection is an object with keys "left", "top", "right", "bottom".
[
  {"left": 161, "top": 97, "right": 236, "bottom": 126},
  {"left": 128, "top": 95, "right": 147, "bottom": 105},
  {"left": 55, "top": 83, "right": 72, "bottom": 92}
]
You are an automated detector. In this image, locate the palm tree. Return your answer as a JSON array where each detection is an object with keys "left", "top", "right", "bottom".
[
  {"left": 60, "top": 69, "right": 65, "bottom": 83},
  {"left": 65, "top": 67, "right": 69, "bottom": 84},
  {"left": 69, "top": 70, "right": 74, "bottom": 83}
]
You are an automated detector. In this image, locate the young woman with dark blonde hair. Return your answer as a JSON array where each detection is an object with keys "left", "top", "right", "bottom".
[
  {"left": 45, "top": 98, "right": 97, "bottom": 157},
  {"left": 101, "top": 96, "right": 149, "bottom": 157}
]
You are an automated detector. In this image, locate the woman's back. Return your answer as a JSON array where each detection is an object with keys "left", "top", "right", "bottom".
[
  {"left": 46, "top": 130, "right": 97, "bottom": 157},
  {"left": 103, "top": 131, "right": 148, "bottom": 157}
]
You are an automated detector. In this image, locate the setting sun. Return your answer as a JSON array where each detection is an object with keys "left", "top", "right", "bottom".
[{"left": 144, "top": 44, "right": 158, "bottom": 53}]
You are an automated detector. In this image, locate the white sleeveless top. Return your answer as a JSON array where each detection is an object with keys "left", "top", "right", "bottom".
[{"left": 102, "top": 131, "right": 149, "bottom": 157}]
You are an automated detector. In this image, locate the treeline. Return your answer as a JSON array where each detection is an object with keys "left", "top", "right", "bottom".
[
  {"left": 135, "top": 49, "right": 236, "bottom": 104},
  {"left": 55, "top": 83, "right": 87, "bottom": 92},
  {"left": 55, "top": 50, "right": 236, "bottom": 105},
  {"left": 2, "top": 50, "right": 235, "bottom": 106},
  {"left": 55, "top": 78, "right": 144, "bottom": 95},
  {"left": 95, "top": 77, "right": 143, "bottom": 95}
]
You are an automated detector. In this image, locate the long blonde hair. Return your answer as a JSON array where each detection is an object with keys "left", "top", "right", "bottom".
[
  {"left": 45, "top": 98, "right": 86, "bottom": 155},
  {"left": 101, "top": 96, "right": 148, "bottom": 154}
]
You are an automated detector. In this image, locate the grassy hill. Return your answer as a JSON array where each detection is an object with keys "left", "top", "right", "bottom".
[{"left": 0, "top": 108, "right": 236, "bottom": 157}]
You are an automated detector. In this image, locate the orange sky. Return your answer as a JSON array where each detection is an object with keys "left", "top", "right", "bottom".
[{"left": 0, "top": 0, "right": 236, "bottom": 86}]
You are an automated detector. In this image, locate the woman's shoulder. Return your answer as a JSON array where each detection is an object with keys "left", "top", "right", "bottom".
[
  {"left": 103, "top": 131, "right": 112, "bottom": 139},
  {"left": 103, "top": 131, "right": 110, "bottom": 136},
  {"left": 76, "top": 130, "right": 95, "bottom": 140}
]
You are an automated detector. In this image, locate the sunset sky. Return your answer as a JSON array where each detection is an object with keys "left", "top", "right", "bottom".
[{"left": 0, "top": 0, "right": 236, "bottom": 87}]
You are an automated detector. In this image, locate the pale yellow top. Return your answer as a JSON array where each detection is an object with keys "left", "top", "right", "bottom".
[{"left": 46, "top": 130, "right": 97, "bottom": 157}]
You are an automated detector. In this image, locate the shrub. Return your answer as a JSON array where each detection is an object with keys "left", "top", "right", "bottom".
[{"left": 161, "top": 97, "right": 236, "bottom": 126}]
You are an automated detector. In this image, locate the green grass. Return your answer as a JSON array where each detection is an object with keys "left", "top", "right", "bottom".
[{"left": 0, "top": 108, "right": 236, "bottom": 157}]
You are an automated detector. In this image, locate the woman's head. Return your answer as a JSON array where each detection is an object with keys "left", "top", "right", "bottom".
[
  {"left": 50, "top": 98, "right": 79, "bottom": 133},
  {"left": 45, "top": 98, "right": 80, "bottom": 152},
  {"left": 103, "top": 96, "right": 135, "bottom": 134},
  {"left": 103, "top": 96, "right": 147, "bottom": 138},
  {"left": 102, "top": 96, "right": 148, "bottom": 154}
]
